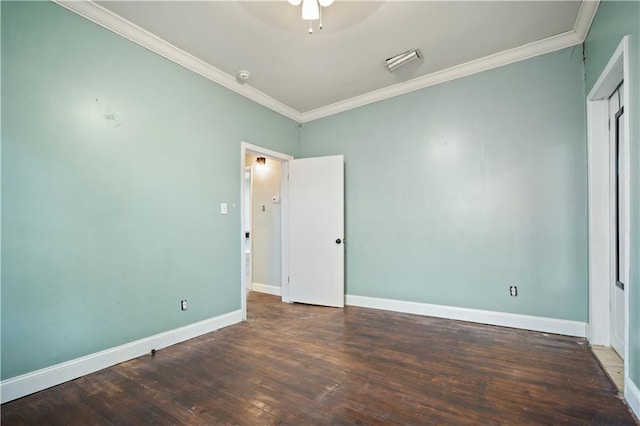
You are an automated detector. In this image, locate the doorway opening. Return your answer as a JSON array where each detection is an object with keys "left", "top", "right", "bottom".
[
  {"left": 240, "top": 142, "right": 292, "bottom": 320},
  {"left": 587, "top": 36, "right": 630, "bottom": 396},
  {"left": 240, "top": 143, "right": 346, "bottom": 319},
  {"left": 245, "top": 154, "right": 282, "bottom": 295}
]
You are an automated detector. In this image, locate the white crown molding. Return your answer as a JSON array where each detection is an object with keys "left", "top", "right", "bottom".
[
  {"left": 1, "top": 310, "right": 242, "bottom": 403},
  {"left": 53, "top": 0, "right": 599, "bottom": 124},
  {"left": 301, "top": 1, "right": 599, "bottom": 122},
  {"left": 52, "top": 0, "right": 303, "bottom": 123},
  {"left": 346, "top": 294, "right": 587, "bottom": 338},
  {"left": 574, "top": 0, "right": 600, "bottom": 42},
  {"left": 301, "top": 30, "right": 583, "bottom": 122}
]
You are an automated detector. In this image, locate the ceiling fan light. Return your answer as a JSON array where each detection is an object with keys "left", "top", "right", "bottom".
[
  {"left": 302, "top": 0, "right": 319, "bottom": 20},
  {"left": 318, "top": 0, "right": 334, "bottom": 7},
  {"left": 288, "top": 0, "right": 302, "bottom": 5}
]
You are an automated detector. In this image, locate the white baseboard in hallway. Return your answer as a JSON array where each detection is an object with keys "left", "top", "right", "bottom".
[{"left": 251, "top": 283, "right": 282, "bottom": 296}]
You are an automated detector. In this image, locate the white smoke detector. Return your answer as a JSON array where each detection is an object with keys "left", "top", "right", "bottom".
[{"left": 237, "top": 70, "right": 251, "bottom": 82}]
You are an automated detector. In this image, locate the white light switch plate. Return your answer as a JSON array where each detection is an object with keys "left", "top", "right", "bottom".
[{"left": 220, "top": 203, "right": 228, "bottom": 215}]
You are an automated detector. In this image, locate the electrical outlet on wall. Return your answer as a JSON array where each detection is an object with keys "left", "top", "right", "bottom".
[
  {"left": 509, "top": 286, "right": 518, "bottom": 297},
  {"left": 181, "top": 300, "right": 188, "bottom": 311}
]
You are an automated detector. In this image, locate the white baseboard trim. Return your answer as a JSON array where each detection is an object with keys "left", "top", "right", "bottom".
[
  {"left": 0, "top": 310, "right": 242, "bottom": 404},
  {"left": 345, "top": 295, "right": 586, "bottom": 337},
  {"left": 626, "top": 378, "right": 640, "bottom": 419},
  {"left": 251, "top": 282, "right": 282, "bottom": 296}
]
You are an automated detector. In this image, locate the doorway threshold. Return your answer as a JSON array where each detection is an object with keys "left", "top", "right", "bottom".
[{"left": 592, "top": 345, "right": 624, "bottom": 393}]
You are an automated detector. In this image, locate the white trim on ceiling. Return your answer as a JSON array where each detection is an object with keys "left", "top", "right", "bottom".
[
  {"left": 303, "top": 1, "right": 599, "bottom": 122},
  {"left": 573, "top": 0, "right": 600, "bottom": 41},
  {"left": 52, "top": 0, "right": 301, "bottom": 122},
  {"left": 53, "top": 0, "right": 599, "bottom": 124},
  {"left": 302, "top": 31, "right": 582, "bottom": 122}
]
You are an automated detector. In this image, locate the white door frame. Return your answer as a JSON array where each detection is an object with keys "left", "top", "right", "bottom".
[
  {"left": 586, "top": 36, "right": 630, "bottom": 383},
  {"left": 240, "top": 142, "right": 293, "bottom": 320}
]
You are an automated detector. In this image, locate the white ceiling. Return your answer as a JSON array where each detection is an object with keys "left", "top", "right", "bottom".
[{"left": 69, "top": 1, "right": 596, "bottom": 122}]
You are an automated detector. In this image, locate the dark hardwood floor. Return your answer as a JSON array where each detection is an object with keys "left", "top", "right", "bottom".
[{"left": 2, "top": 292, "right": 637, "bottom": 425}]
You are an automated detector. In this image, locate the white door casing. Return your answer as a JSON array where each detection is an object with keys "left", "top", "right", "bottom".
[
  {"left": 289, "top": 155, "right": 345, "bottom": 307},
  {"left": 586, "top": 37, "right": 630, "bottom": 398}
]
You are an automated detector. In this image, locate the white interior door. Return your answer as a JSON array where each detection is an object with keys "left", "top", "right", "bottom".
[
  {"left": 289, "top": 155, "right": 344, "bottom": 307},
  {"left": 609, "top": 86, "right": 626, "bottom": 358}
]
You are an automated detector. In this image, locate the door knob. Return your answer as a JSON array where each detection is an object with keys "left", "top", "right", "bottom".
[{"left": 335, "top": 238, "right": 342, "bottom": 244}]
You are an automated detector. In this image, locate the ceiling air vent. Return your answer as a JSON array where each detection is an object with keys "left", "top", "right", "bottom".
[{"left": 385, "top": 49, "right": 422, "bottom": 72}]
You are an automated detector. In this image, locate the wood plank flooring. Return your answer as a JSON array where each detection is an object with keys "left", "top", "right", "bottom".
[{"left": 2, "top": 292, "right": 637, "bottom": 425}]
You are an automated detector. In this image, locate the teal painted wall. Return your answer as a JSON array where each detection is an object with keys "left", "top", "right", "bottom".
[
  {"left": 301, "top": 46, "right": 588, "bottom": 321},
  {"left": 584, "top": 0, "right": 640, "bottom": 392},
  {"left": 1, "top": 1, "right": 299, "bottom": 379},
  {"left": 2, "top": 0, "right": 630, "bottom": 391}
]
